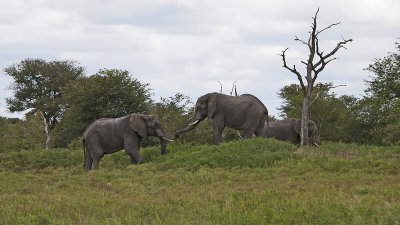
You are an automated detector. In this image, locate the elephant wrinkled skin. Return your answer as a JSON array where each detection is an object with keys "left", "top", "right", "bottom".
[
  {"left": 174, "top": 92, "right": 268, "bottom": 145},
  {"left": 82, "top": 113, "right": 172, "bottom": 171},
  {"left": 263, "top": 118, "right": 320, "bottom": 146}
]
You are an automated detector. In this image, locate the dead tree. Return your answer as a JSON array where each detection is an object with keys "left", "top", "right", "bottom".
[{"left": 279, "top": 8, "right": 352, "bottom": 146}]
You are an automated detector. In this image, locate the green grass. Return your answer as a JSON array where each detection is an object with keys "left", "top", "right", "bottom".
[{"left": 1, "top": 138, "right": 400, "bottom": 224}]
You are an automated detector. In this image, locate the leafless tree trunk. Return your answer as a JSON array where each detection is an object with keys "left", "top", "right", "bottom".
[
  {"left": 38, "top": 110, "right": 51, "bottom": 149},
  {"left": 280, "top": 8, "right": 352, "bottom": 146}
]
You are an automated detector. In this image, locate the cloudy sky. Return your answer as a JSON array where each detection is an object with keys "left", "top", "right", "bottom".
[{"left": 1, "top": 0, "right": 399, "bottom": 119}]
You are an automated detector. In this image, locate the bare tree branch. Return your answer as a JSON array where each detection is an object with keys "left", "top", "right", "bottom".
[
  {"left": 310, "top": 84, "right": 347, "bottom": 106},
  {"left": 332, "top": 84, "right": 347, "bottom": 89},
  {"left": 309, "top": 91, "right": 320, "bottom": 106},
  {"left": 280, "top": 48, "right": 306, "bottom": 94},
  {"left": 218, "top": 81, "right": 223, "bottom": 93},
  {"left": 295, "top": 35, "right": 308, "bottom": 46},
  {"left": 317, "top": 22, "right": 341, "bottom": 35},
  {"left": 314, "top": 38, "right": 353, "bottom": 69},
  {"left": 279, "top": 7, "right": 352, "bottom": 146}
]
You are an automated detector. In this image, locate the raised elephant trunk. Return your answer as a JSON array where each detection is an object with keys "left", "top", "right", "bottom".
[{"left": 174, "top": 120, "right": 201, "bottom": 139}]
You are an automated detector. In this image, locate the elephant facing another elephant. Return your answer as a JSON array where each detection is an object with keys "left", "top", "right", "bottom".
[
  {"left": 263, "top": 118, "right": 320, "bottom": 146},
  {"left": 174, "top": 92, "right": 268, "bottom": 145},
  {"left": 83, "top": 113, "right": 173, "bottom": 171}
]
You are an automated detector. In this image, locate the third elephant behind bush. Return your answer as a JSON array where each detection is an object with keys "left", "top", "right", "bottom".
[{"left": 263, "top": 118, "right": 320, "bottom": 146}]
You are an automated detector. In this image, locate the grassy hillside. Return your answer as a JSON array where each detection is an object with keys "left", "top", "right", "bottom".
[{"left": 1, "top": 138, "right": 400, "bottom": 224}]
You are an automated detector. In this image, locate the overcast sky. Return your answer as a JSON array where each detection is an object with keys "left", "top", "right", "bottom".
[{"left": 1, "top": 0, "right": 399, "bottom": 119}]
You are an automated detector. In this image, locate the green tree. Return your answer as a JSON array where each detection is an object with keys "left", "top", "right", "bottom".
[
  {"left": 278, "top": 83, "right": 355, "bottom": 143},
  {"left": 0, "top": 115, "right": 45, "bottom": 152},
  {"left": 4, "top": 58, "right": 85, "bottom": 149},
  {"left": 149, "top": 93, "right": 213, "bottom": 145},
  {"left": 53, "top": 69, "right": 152, "bottom": 147},
  {"left": 358, "top": 41, "right": 400, "bottom": 145}
]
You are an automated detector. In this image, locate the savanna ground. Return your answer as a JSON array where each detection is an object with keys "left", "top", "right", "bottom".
[{"left": 1, "top": 138, "right": 400, "bottom": 225}]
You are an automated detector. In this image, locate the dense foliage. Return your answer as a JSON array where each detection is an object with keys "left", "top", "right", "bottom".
[
  {"left": 3, "top": 59, "right": 85, "bottom": 149},
  {"left": 0, "top": 115, "right": 45, "bottom": 152},
  {"left": 53, "top": 69, "right": 152, "bottom": 147},
  {"left": 278, "top": 83, "right": 355, "bottom": 143},
  {"left": 357, "top": 41, "right": 400, "bottom": 145}
]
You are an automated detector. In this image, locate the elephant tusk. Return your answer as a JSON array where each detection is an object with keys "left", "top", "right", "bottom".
[
  {"left": 162, "top": 137, "right": 174, "bottom": 142},
  {"left": 188, "top": 120, "right": 200, "bottom": 126},
  {"left": 313, "top": 141, "right": 320, "bottom": 147}
]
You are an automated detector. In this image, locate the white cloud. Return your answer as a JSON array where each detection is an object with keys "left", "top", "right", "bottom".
[{"left": 1, "top": 0, "right": 399, "bottom": 119}]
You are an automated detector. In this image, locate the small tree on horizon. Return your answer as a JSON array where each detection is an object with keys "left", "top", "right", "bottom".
[
  {"left": 279, "top": 8, "right": 353, "bottom": 146},
  {"left": 4, "top": 58, "right": 85, "bottom": 149}
]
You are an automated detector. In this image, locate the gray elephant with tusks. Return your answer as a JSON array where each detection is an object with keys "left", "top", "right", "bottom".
[
  {"left": 174, "top": 92, "right": 268, "bottom": 145},
  {"left": 83, "top": 113, "right": 173, "bottom": 171},
  {"left": 263, "top": 118, "right": 320, "bottom": 146}
]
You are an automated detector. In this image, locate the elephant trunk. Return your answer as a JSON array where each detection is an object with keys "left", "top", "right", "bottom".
[
  {"left": 174, "top": 120, "right": 200, "bottom": 139},
  {"left": 160, "top": 137, "right": 167, "bottom": 155},
  {"left": 310, "top": 130, "right": 321, "bottom": 147}
]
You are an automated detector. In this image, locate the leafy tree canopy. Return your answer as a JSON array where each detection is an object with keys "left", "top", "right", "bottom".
[
  {"left": 4, "top": 58, "right": 85, "bottom": 125},
  {"left": 359, "top": 41, "right": 400, "bottom": 144},
  {"left": 54, "top": 68, "right": 152, "bottom": 147},
  {"left": 4, "top": 58, "right": 85, "bottom": 149}
]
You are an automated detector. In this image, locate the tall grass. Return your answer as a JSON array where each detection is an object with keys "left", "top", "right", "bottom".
[{"left": 1, "top": 138, "right": 400, "bottom": 224}]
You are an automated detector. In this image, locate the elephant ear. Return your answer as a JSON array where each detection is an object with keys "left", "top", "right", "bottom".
[
  {"left": 308, "top": 120, "right": 316, "bottom": 131},
  {"left": 207, "top": 93, "right": 217, "bottom": 119},
  {"left": 130, "top": 114, "right": 148, "bottom": 138},
  {"left": 293, "top": 119, "right": 301, "bottom": 135}
]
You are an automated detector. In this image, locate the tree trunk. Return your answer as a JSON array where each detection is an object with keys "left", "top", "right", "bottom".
[
  {"left": 39, "top": 111, "right": 51, "bottom": 149},
  {"left": 301, "top": 94, "right": 310, "bottom": 146}
]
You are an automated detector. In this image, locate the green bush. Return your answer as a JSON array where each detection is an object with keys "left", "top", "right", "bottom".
[
  {"left": 0, "top": 138, "right": 298, "bottom": 171},
  {"left": 1, "top": 139, "right": 399, "bottom": 173}
]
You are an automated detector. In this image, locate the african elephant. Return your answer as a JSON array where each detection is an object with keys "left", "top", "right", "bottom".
[
  {"left": 263, "top": 118, "right": 320, "bottom": 146},
  {"left": 174, "top": 92, "right": 268, "bottom": 145},
  {"left": 82, "top": 113, "right": 173, "bottom": 171}
]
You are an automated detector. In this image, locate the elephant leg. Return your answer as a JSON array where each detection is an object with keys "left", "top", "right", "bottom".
[
  {"left": 129, "top": 150, "right": 143, "bottom": 164},
  {"left": 124, "top": 137, "right": 143, "bottom": 164},
  {"left": 91, "top": 145, "right": 104, "bottom": 170},
  {"left": 213, "top": 120, "right": 225, "bottom": 145},
  {"left": 254, "top": 126, "right": 264, "bottom": 137},
  {"left": 84, "top": 149, "right": 93, "bottom": 171},
  {"left": 92, "top": 153, "right": 104, "bottom": 170},
  {"left": 125, "top": 148, "right": 143, "bottom": 164}
]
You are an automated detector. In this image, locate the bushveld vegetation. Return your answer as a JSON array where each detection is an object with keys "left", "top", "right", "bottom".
[
  {"left": 0, "top": 21, "right": 398, "bottom": 224},
  {"left": 1, "top": 138, "right": 400, "bottom": 224}
]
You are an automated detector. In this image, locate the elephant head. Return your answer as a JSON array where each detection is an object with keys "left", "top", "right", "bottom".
[
  {"left": 130, "top": 114, "right": 172, "bottom": 154},
  {"left": 175, "top": 93, "right": 216, "bottom": 138},
  {"left": 293, "top": 119, "right": 321, "bottom": 147}
]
